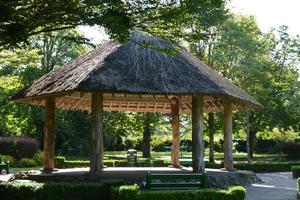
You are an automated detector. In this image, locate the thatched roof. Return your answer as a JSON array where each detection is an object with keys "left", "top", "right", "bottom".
[{"left": 12, "top": 31, "right": 261, "bottom": 113}]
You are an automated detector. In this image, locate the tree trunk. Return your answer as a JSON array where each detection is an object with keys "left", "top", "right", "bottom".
[
  {"left": 43, "top": 98, "right": 56, "bottom": 172},
  {"left": 171, "top": 98, "right": 180, "bottom": 168},
  {"left": 208, "top": 112, "right": 215, "bottom": 163},
  {"left": 223, "top": 102, "right": 233, "bottom": 171},
  {"left": 90, "top": 93, "right": 103, "bottom": 174},
  {"left": 192, "top": 95, "right": 205, "bottom": 173},
  {"left": 249, "top": 131, "right": 256, "bottom": 159},
  {"left": 245, "top": 111, "right": 251, "bottom": 163},
  {"left": 142, "top": 113, "right": 151, "bottom": 158}
]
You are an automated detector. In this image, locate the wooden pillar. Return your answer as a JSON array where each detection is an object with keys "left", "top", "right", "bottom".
[
  {"left": 90, "top": 93, "right": 104, "bottom": 174},
  {"left": 208, "top": 112, "right": 215, "bottom": 163},
  {"left": 223, "top": 102, "right": 234, "bottom": 171},
  {"left": 192, "top": 95, "right": 205, "bottom": 173},
  {"left": 43, "top": 97, "right": 56, "bottom": 172},
  {"left": 171, "top": 98, "right": 180, "bottom": 168}
]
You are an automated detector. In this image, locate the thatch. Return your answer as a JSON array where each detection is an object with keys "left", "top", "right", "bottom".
[{"left": 12, "top": 31, "right": 261, "bottom": 113}]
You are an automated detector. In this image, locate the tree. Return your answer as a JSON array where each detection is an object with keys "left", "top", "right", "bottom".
[
  {"left": 207, "top": 16, "right": 300, "bottom": 157},
  {"left": 0, "top": 0, "right": 227, "bottom": 48}
]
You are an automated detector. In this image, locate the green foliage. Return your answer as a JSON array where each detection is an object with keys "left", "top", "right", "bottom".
[
  {"left": 138, "top": 187, "right": 245, "bottom": 200},
  {"left": 233, "top": 162, "right": 300, "bottom": 172},
  {"left": 33, "top": 151, "right": 44, "bottom": 166},
  {"left": 17, "top": 158, "right": 37, "bottom": 167},
  {"left": 1, "top": 155, "right": 15, "bottom": 165},
  {"left": 0, "top": 1, "right": 228, "bottom": 47},
  {"left": 113, "top": 185, "right": 140, "bottom": 200},
  {"left": 0, "top": 182, "right": 246, "bottom": 200},
  {"left": 54, "top": 156, "right": 129, "bottom": 168},
  {"left": 291, "top": 166, "right": 300, "bottom": 178},
  {"left": 0, "top": 181, "right": 113, "bottom": 200},
  {"left": 257, "top": 127, "right": 299, "bottom": 142}
]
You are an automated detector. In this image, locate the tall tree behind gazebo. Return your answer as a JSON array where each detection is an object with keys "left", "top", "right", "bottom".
[{"left": 12, "top": 31, "right": 261, "bottom": 174}]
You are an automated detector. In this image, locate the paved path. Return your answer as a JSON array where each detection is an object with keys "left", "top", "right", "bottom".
[{"left": 246, "top": 172, "right": 297, "bottom": 200}]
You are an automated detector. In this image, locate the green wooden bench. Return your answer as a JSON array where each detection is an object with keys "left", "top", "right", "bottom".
[
  {"left": 0, "top": 154, "right": 9, "bottom": 174},
  {"left": 146, "top": 172, "right": 208, "bottom": 190}
]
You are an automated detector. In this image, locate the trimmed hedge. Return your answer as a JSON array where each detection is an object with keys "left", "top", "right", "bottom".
[
  {"left": 0, "top": 182, "right": 246, "bottom": 200},
  {"left": 0, "top": 182, "right": 113, "bottom": 200},
  {"left": 55, "top": 156, "right": 300, "bottom": 173},
  {"left": 114, "top": 185, "right": 246, "bottom": 200},
  {"left": 292, "top": 166, "right": 300, "bottom": 178},
  {"left": 54, "top": 157, "right": 167, "bottom": 168}
]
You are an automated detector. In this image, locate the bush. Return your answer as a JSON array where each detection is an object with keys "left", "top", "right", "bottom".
[
  {"left": 0, "top": 137, "right": 39, "bottom": 159},
  {"left": 17, "top": 158, "right": 37, "bottom": 167},
  {"left": 292, "top": 166, "right": 300, "bottom": 178},
  {"left": 0, "top": 182, "right": 246, "bottom": 200},
  {"left": 33, "top": 151, "right": 44, "bottom": 165},
  {"left": 54, "top": 157, "right": 129, "bottom": 168},
  {"left": 0, "top": 181, "right": 113, "bottom": 200},
  {"left": 54, "top": 156, "right": 66, "bottom": 168},
  {"left": 280, "top": 142, "right": 300, "bottom": 158},
  {"left": 112, "top": 185, "right": 140, "bottom": 200},
  {"left": 233, "top": 161, "right": 300, "bottom": 172},
  {"left": 1, "top": 155, "right": 15, "bottom": 165},
  {"left": 113, "top": 185, "right": 245, "bottom": 200}
]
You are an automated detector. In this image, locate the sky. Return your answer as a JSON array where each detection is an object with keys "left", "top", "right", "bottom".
[{"left": 78, "top": 0, "right": 300, "bottom": 44}]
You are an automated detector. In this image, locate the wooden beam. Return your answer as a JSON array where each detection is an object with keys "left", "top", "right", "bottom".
[
  {"left": 43, "top": 98, "right": 56, "bottom": 172},
  {"left": 223, "top": 102, "right": 234, "bottom": 170},
  {"left": 192, "top": 95, "right": 205, "bottom": 173},
  {"left": 90, "top": 93, "right": 104, "bottom": 174},
  {"left": 171, "top": 98, "right": 180, "bottom": 168}
]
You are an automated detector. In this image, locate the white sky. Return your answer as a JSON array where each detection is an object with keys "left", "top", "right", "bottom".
[
  {"left": 78, "top": 0, "right": 300, "bottom": 45},
  {"left": 229, "top": 0, "right": 300, "bottom": 35}
]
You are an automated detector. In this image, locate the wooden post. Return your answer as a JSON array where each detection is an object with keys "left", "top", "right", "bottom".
[
  {"left": 90, "top": 93, "right": 103, "bottom": 174},
  {"left": 223, "top": 102, "right": 234, "bottom": 170},
  {"left": 192, "top": 95, "right": 205, "bottom": 173},
  {"left": 171, "top": 98, "right": 180, "bottom": 168},
  {"left": 208, "top": 112, "right": 215, "bottom": 163},
  {"left": 43, "top": 97, "right": 56, "bottom": 172}
]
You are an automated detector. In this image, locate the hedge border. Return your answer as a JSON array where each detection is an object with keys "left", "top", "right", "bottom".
[{"left": 0, "top": 182, "right": 246, "bottom": 200}]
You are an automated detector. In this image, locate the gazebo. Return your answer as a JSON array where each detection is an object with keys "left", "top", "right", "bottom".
[{"left": 12, "top": 31, "right": 261, "bottom": 174}]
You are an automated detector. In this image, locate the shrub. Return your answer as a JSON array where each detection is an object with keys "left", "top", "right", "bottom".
[
  {"left": 1, "top": 155, "right": 15, "bottom": 165},
  {"left": 233, "top": 161, "right": 300, "bottom": 172},
  {"left": 0, "top": 182, "right": 246, "bottom": 200},
  {"left": 33, "top": 151, "right": 44, "bottom": 165},
  {"left": 138, "top": 186, "right": 245, "bottom": 200},
  {"left": 0, "top": 137, "right": 39, "bottom": 159},
  {"left": 280, "top": 142, "right": 300, "bottom": 158},
  {"left": 54, "top": 156, "right": 65, "bottom": 168},
  {"left": 112, "top": 185, "right": 140, "bottom": 200},
  {"left": 0, "top": 181, "right": 113, "bottom": 200},
  {"left": 17, "top": 158, "right": 37, "bottom": 167},
  {"left": 113, "top": 185, "right": 245, "bottom": 200},
  {"left": 292, "top": 166, "right": 300, "bottom": 178},
  {"left": 54, "top": 157, "right": 129, "bottom": 168}
]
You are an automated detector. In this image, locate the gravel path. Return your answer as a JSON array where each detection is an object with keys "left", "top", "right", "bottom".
[{"left": 246, "top": 172, "right": 297, "bottom": 200}]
